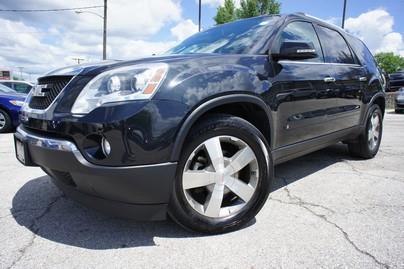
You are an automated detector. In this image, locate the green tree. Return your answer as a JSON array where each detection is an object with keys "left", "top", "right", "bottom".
[
  {"left": 374, "top": 52, "right": 404, "bottom": 74},
  {"left": 214, "top": 0, "right": 281, "bottom": 24},
  {"left": 214, "top": 0, "right": 237, "bottom": 25}
]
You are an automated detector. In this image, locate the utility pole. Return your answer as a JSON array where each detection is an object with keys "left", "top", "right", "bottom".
[
  {"left": 72, "top": 58, "right": 85, "bottom": 64},
  {"left": 198, "top": 0, "right": 201, "bottom": 32},
  {"left": 103, "top": 0, "right": 107, "bottom": 60},
  {"left": 17, "top": 67, "right": 24, "bottom": 80},
  {"left": 341, "top": 0, "right": 347, "bottom": 29}
]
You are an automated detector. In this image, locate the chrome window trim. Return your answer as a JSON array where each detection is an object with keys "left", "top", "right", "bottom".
[{"left": 278, "top": 60, "right": 362, "bottom": 67}]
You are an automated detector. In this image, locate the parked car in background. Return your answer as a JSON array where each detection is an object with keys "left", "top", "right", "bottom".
[
  {"left": 0, "top": 84, "right": 26, "bottom": 133},
  {"left": 0, "top": 80, "right": 33, "bottom": 94},
  {"left": 14, "top": 13, "right": 385, "bottom": 233},
  {"left": 395, "top": 87, "right": 404, "bottom": 113},
  {"left": 389, "top": 70, "right": 404, "bottom": 92}
]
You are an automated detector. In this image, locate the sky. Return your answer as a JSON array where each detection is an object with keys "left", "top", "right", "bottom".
[{"left": 0, "top": 0, "right": 403, "bottom": 80}]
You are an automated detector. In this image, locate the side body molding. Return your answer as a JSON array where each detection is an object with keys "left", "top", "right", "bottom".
[{"left": 170, "top": 94, "right": 274, "bottom": 161}]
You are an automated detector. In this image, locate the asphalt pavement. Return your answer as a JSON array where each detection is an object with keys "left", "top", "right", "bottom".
[{"left": 0, "top": 112, "right": 403, "bottom": 269}]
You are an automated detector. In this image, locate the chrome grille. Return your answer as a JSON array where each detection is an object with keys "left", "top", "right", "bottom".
[{"left": 29, "top": 76, "right": 73, "bottom": 110}]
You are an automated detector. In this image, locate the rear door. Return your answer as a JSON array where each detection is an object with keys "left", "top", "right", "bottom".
[
  {"left": 269, "top": 21, "right": 340, "bottom": 148},
  {"left": 315, "top": 25, "right": 363, "bottom": 129}
]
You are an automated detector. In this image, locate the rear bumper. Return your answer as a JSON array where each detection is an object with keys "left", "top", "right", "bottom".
[{"left": 14, "top": 126, "right": 177, "bottom": 220}]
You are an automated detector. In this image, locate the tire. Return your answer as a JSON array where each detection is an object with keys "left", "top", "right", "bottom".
[
  {"left": 0, "top": 109, "right": 12, "bottom": 133},
  {"left": 348, "top": 104, "right": 383, "bottom": 159},
  {"left": 168, "top": 114, "right": 272, "bottom": 234}
]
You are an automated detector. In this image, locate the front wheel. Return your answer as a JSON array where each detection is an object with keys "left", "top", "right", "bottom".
[
  {"left": 168, "top": 114, "right": 272, "bottom": 234},
  {"left": 348, "top": 104, "right": 383, "bottom": 159},
  {"left": 0, "top": 109, "right": 12, "bottom": 133}
]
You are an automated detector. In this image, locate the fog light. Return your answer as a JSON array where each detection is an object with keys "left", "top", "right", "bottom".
[{"left": 101, "top": 137, "right": 111, "bottom": 156}]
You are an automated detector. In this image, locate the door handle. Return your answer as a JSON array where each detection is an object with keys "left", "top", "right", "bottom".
[
  {"left": 359, "top": 76, "right": 368, "bottom": 82},
  {"left": 324, "top": 77, "right": 336, "bottom": 83}
]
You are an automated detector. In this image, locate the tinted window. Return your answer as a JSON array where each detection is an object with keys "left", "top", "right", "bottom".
[
  {"left": 316, "top": 26, "right": 354, "bottom": 64},
  {"left": 167, "top": 16, "right": 279, "bottom": 54},
  {"left": 279, "top": 21, "right": 324, "bottom": 62},
  {"left": 346, "top": 35, "right": 378, "bottom": 72},
  {"left": 1, "top": 82, "right": 13, "bottom": 89},
  {"left": 0, "top": 84, "right": 15, "bottom": 93},
  {"left": 14, "top": 82, "right": 32, "bottom": 94}
]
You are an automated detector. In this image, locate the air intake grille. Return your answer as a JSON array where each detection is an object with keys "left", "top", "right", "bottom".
[{"left": 29, "top": 76, "right": 73, "bottom": 110}]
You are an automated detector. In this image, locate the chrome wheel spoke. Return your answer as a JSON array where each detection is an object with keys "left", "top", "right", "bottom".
[
  {"left": 367, "top": 112, "right": 381, "bottom": 150},
  {"left": 204, "top": 183, "right": 225, "bottom": 217},
  {"left": 182, "top": 170, "right": 216, "bottom": 189},
  {"left": 0, "top": 114, "right": 5, "bottom": 128},
  {"left": 225, "top": 176, "right": 255, "bottom": 202},
  {"left": 203, "top": 137, "right": 224, "bottom": 172},
  {"left": 225, "top": 146, "right": 255, "bottom": 176},
  {"left": 182, "top": 135, "right": 260, "bottom": 218}
]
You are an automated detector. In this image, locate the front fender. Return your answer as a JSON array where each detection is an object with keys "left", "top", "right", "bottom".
[{"left": 170, "top": 94, "right": 273, "bottom": 161}]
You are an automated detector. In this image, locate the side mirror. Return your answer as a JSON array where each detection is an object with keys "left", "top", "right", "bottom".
[{"left": 272, "top": 41, "right": 318, "bottom": 61}]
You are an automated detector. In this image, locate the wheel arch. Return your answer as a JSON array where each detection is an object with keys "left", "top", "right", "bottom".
[
  {"left": 0, "top": 104, "right": 12, "bottom": 118},
  {"left": 364, "top": 92, "right": 386, "bottom": 123},
  {"left": 170, "top": 94, "right": 273, "bottom": 161}
]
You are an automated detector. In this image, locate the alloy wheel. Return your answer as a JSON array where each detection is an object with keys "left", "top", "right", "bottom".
[
  {"left": 0, "top": 112, "right": 6, "bottom": 130},
  {"left": 368, "top": 112, "right": 380, "bottom": 150},
  {"left": 182, "top": 136, "right": 259, "bottom": 218}
]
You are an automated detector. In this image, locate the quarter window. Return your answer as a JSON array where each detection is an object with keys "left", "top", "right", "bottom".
[
  {"left": 316, "top": 26, "right": 354, "bottom": 64},
  {"left": 278, "top": 21, "right": 324, "bottom": 62}
]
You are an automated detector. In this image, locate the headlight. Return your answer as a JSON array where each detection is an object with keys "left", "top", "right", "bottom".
[
  {"left": 9, "top": 100, "right": 25, "bottom": 107},
  {"left": 71, "top": 63, "right": 168, "bottom": 114}
]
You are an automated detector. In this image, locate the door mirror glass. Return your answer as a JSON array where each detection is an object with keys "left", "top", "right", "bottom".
[{"left": 273, "top": 41, "right": 318, "bottom": 61}]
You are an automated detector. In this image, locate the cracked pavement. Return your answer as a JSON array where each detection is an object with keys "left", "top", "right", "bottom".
[{"left": 0, "top": 112, "right": 403, "bottom": 268}]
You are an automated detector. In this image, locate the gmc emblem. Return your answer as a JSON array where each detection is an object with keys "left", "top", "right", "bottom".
[{"left": 32, "top": 84, "right": 50, "bottom": 97}]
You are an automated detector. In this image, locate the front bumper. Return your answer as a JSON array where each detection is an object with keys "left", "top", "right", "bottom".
[
  {"left": 395, "top": 98, "right": 404, "bottom": 109},
  {"left": 14, "top": 126, "right": 177, "bottom": 220}
]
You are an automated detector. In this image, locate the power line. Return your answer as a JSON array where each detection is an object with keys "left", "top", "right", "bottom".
[{"left": 0, "top": 5, "right": 103, "bottom": 12}]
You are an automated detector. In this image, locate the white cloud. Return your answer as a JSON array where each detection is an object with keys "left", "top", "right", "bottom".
[
  {"left": 170, "top": 19, "right": 199, "bottom": 41},
  {"left": 0, "top": 0, "right": 187, "bottom": 78},
  {"left": 324, "top": 17, "right": 341, "bottom": 26},
  {"left": 345, "top": 9, "right": 404, "bottom": 56},
  {"left": 200, "top": 0, "right": 240, "bottom": 8}
]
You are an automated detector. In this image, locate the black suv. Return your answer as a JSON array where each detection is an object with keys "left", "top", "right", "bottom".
[
  {"left": 389, "top": 70, "right": 404, "bottom": 92},
  {"left": 14, "top": 13, "right": 385, "bottom": 234}
]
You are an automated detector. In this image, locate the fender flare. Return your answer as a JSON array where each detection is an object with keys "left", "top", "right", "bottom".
[
  {"left": 170, "top": 94, "right": 274, "bottom": 161},
  {"left": 362, "top": 92, "right": 386, "bottom": 125}
]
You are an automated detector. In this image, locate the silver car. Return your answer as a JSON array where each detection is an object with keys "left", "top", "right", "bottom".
[{"left": 395, "top": 87, "right": 404, "bottom": 113}]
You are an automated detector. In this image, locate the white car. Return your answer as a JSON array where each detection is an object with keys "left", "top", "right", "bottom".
[{"left": 0, "top": 80, "right": 33, "bottom": 94}]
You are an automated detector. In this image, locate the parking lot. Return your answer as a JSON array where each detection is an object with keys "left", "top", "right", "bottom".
[{"left": 0, "top": 112, "right": 403, "bottom": 269}]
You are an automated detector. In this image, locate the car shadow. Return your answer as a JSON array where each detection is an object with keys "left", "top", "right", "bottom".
[
  {"left": 271, "top": 143, "right": 356, "bottom": 191},
  {"left": 11, "top": 143, "right": 354, "bottom": 250}
]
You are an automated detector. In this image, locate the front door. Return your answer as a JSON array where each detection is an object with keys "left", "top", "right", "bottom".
[{"left": 267, "top": 21, "right": 340, "bottom": 149}]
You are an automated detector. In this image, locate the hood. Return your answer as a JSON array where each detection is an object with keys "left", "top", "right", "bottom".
[
  {"left": 0, "top": 91, "right": 27, "bottom": 100},
  {"left": 41, "top": 54, "right": 219, "bottom": 77}
]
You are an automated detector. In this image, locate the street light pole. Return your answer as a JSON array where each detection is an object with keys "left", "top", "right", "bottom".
[
  {"left": 103, "top": 0, "right": 107, "bottom": 60},
  {"left": 341, "top": 0, "right": 347, "bottom": 29},
  {"left": 75, "top": 4, "right": 106, "bottom": 60},
  {"left": 198, "top": 0, "right": 201, "bottom": 32}
]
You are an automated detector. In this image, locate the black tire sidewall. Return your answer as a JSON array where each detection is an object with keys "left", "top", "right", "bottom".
[
  {"left": 0, "top": 109, "right": 11, "bottom": 133},
  {"left": 169, "top": 115, "right": 272, "bottom": 234},
  {"left": 364, "top": 105, "right": 383, "bottom": 156}
]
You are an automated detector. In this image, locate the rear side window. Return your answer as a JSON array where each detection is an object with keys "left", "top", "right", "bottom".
[
  {"left": 278, "top": 21, "right": 324, "bottom": 62},
  {"left": 316, "top": 26, "right": 354, "bottom": 64},
  {"left": 14, "top": 83, "right": 32, "bottom": 94},
  {"left": 346, "top": 35, "right": 378, "bottom": 73}
]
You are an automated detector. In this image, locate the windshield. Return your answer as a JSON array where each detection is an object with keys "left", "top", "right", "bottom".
[
  {"left": 167, "top": 16, "right": 279, "bottom": 55},
  {"left": 0, "top": 84, "right": 16, "bottom": 94}
]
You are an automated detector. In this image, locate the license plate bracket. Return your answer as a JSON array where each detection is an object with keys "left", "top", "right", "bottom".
[{"left": 14, "top": 137, "right": 34, "bottom": 166}]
